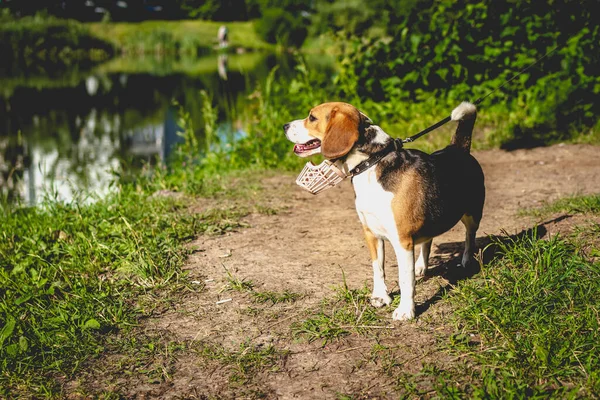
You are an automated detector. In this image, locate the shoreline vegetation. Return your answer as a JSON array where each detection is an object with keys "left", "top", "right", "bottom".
[
  {"left": 0, "top": 15, "right": 279, "bottom": 68},
  {"left": 1, "top": 0, "right": 599, "bottom": 396}
]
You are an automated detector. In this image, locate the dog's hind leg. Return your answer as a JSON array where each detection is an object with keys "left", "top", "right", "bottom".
[
  {"left": 363, "top": 227, "right": 391, "bottom": 308},
  {"left": 391, "top": 237, "right": 416, "bottom": 321},
  {"left": 461, "top": 214, "right": 480, "bottom": 268},
  {"left": 415, "top": 239, "right": 432, "bottom": 279}
]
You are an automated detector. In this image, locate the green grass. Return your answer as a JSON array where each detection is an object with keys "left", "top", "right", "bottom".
[
  {"left": 292, "top": 279, "right": 386, "bottom": 345},
  {"left": 0, "top": 161, "right": 261, "bottom": 397},
  {"left": 0, "top": 189, "right": 197, "bottom": 395},
  {"left": 520, "top": 194, "right": 600, "bottom": 218},
  {"left": 223, "top": 268, "right": 302, "bottom": 305},
  {"left": 251, "top": 290, "right": 302, "bottom": 305},
  {"left": 87, "top": 20, "right": 273, "bottom": 54},
  {"left": 198, "top": 341, "right": 288, "bottom": 384},
  {"left": 223, "top": 268, "right": 255, "bottom": 293},
  {"left": 445, "top": 226, "right": 600, "bottom": 397}
]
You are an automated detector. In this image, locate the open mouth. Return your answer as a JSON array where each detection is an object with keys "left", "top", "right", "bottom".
[{"left": 293, "top": 139, "right": 321, "bottom": 157}]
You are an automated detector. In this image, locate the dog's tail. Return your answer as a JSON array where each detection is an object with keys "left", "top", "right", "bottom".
[{"left": 450, "top": 102, "right": 477, "bottom": 152}]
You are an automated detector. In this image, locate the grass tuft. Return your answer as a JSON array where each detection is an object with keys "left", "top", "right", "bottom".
[
  {"left": 520, "top": 194, "right": 600, "bottom": 218},
  {"left": 292, "top": 279, "right": 384, "bottom": 345},
  {"left": 222, "top": 268, "right": 302, "bottom": 305},
  {"left": 223, "top": 267, "right": 255, "bottom": 293},
  {"left": 251, "top": 290, "right": 302, "bottom": 305},
  {"left": 198, "top": 341, "right": 288, "bottom": 384},
  {"left": 447, "top": 226, "right": 600, "bottom": 395}
]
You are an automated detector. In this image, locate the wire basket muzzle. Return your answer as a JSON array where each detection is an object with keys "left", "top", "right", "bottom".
[{"left": 295, "top": 160, "right": 347, "bottom": 195}]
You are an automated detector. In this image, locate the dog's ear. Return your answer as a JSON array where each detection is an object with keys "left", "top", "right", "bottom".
[{"left": 322, "top": 106, "right": 360, "bottom": 159}]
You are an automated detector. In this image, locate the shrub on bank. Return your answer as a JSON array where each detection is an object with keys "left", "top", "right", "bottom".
[
  {"left": 255, "top": 7, "right": 308, "bottom": 48},
  {"left": 0, "top": 13, "right": 113, "bottom": 68},
  {"left": 339, "top": 0, "right": 599, "bottom": 147}
]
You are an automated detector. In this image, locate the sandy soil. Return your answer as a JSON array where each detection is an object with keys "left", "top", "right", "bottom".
[{"left": 78, "top": 143, "right": 600, "bottom": 399}]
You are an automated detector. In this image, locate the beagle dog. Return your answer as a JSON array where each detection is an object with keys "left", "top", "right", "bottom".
[{"left": 284, "top": 102, "right": 485, "bottom": 320}]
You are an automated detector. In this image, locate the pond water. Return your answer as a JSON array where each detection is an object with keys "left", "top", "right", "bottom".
[{"left": 0, "top": 52, "right": 334, "bottom": 205}]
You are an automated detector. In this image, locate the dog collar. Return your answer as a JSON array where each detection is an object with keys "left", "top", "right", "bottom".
[
  {"left": 295, "top": 138, "right": 404, "bottom": 195},
  {"left": 348, "top": 138, "right": 403, "bottom": 177}
]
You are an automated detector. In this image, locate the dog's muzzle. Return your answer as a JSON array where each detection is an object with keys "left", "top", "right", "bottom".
[{"left": 295, "top": 160, "right": 347, "bottom": 195}]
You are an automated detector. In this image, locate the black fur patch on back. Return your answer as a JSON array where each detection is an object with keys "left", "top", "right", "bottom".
[
  {"left": 355, "top": 126, "right": 389, "bottom": 155},
  {"left": 376, "top": 149, "right": 434, "bottom": 193}
]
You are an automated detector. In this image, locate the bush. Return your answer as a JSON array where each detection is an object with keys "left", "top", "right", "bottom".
[
  {"left": 255, "top": 7, "right": 307, "bottom": 48},
  {"left": 339, "top": 0, "right": 599, "bottom": 146},
  {"left": 0, "top": 14, "right": 113, "bottom": 69}
]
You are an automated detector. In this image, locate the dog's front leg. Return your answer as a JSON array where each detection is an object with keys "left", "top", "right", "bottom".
[
  {"left": 363, "top": 227, "right": 392, "bottom": 307},
  {"left": 391, "top": 238, "right": 416, "bottom": 321}
]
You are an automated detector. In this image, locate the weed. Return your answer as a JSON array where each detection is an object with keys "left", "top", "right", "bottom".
[
  {"left": 223, "top": 267, "right": 255, "bottom": 292},
  {"left": 255, "top": 205, "right": 279, "bottom": 215},
  {"left": 198, "top": 341, "right": 288, "bottom": 384},
  {"left": 238, "top": 307, "right": 261, "bottom": 317},
  {"left": 251, "top": 290, "right": 302, "bottom": 305},
  {"left": 292, "top": 280, "right": 385, "bottom": 345},
  {"left": 197, "top": 208, "right": 249, "bottom": 236},
  {"left": 222, "top": 268, "right": 302, "bottom": 305},
  {"left": 520, "top": 194, "right": 600, "bottom": 218},
  {"left": 369, "top": 344, "right": 402, "bottom": 377}
]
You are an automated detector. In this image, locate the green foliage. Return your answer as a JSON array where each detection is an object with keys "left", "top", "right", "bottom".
[
  {"left": 309, "top": 0, "right": 390, "bottom": 38},
  {"left": 0, "top": 13, "right": 113, "bottom": 67},
  {"left": 255, "top": 7, "right": 308, "bottom": 47},
  {"left": 152, "top": 61, "right": 327, "bottom": 198},
  {"left": 448, "top": 229, "right": 600, "bottom": 395},
  {"left": 340, "top": 0, "right": 599, "bottom": 147},
  {"left": 178, "top": 0, "right": 250, "bottom": 21}
]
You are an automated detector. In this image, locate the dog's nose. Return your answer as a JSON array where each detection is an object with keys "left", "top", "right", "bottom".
[{"left": 283, "top": 123, "right": 290, "bottom": 132}]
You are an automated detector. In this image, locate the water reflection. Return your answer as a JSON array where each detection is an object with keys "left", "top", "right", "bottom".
[{"left": 0, "top": 52, "right": 333, "bottom": 205}]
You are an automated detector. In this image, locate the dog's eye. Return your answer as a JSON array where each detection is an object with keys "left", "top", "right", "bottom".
[{"left": 308, "top": 114, "right": 317, "bottom": 122}]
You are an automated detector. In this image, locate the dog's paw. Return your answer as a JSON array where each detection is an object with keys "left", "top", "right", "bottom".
[
  {"left": 415, "top": 264, "right": 426, "bottom": 279},
  {"left": 392, "top": 304, "right": 415, "bottom": 321},
  {"left": 461, "top": 254, "right": 474, "bottom": 268},
  {"left": 461, "top": 254, "right": 481, "bottom": 274},
  {"left": 370, "top": 294, "right": 392, "bottom": 308}
]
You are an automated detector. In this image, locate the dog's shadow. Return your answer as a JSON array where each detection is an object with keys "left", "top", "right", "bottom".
[{"left": 403, "top": 215, "right": 571, "bottom": 317}]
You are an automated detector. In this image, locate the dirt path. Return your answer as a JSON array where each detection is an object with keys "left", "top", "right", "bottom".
[{"left": 99, "top": 144, "right": 600, "bottom": 399}]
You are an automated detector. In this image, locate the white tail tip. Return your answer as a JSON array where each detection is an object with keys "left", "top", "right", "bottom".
[{"left": 451, "top": 102, "right": 477, "bottom": 121}]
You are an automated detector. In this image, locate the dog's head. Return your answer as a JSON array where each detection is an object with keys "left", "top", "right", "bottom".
[{"left": 283, "top": 102, "right": 372, "bottom": 159}]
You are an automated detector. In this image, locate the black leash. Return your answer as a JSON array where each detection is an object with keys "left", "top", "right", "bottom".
[{"left": 349, "top": 43, "right": 561, "bottom": 177}]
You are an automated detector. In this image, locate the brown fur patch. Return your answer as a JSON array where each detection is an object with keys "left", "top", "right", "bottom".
[
  {"left": 362, "top": 226, "right": 380, "bottom": 261},
  {"left": 390, "top": 170, "right": 426, "bottom": 249}
]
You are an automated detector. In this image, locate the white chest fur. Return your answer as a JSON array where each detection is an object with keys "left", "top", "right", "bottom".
[{"left": 352, "top": 168, "right": 397, "bottom": 241}]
